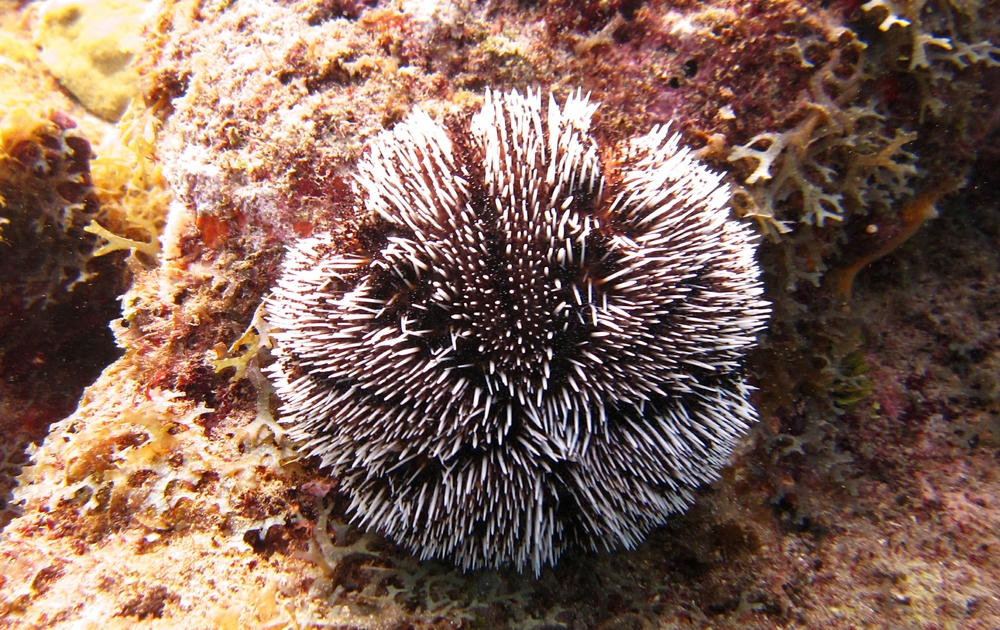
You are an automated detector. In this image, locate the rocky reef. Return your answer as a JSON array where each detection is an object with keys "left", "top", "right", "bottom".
[{"left": 1, "top": 0, "right": 999, "bottom": 627}]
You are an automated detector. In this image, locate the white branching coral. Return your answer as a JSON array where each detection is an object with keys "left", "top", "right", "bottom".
[{"left": 266, "top": 89, "right": 770, "bottom": 574}]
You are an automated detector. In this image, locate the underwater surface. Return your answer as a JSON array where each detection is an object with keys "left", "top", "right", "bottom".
[{"left": 1, "top": 0, "right": 999, "bottom": 627}]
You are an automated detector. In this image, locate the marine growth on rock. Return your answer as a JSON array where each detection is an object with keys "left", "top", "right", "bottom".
[{"left": 266, "top": 89, "right": 771, "bottom": 574}]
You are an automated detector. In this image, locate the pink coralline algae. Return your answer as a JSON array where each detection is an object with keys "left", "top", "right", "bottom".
[{"left": 266, "top": 89, "right": 770, "bottom": 573}]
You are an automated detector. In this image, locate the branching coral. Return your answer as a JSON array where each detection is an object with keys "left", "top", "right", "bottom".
[
  {"left": 86, "top": 98, "right": 168, "bottom": 261},
  {"left": 862, "top": 0, "right": 1000, "bottom": 72},
  {"left": 728, "top": 37, "right": 919, "bottom": 234},
  {"left": 211, "top": 302, "right": 271, "bottom": 382},
  {"left": 860, "top": 0, "right": 1000, "bottom": 128}
]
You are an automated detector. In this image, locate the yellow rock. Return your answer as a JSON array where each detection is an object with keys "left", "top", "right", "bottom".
[{"left": 33, "top": 0, "right": 147, "bottom": 121}]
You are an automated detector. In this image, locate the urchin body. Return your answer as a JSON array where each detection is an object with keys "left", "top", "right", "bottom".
[{"left": 266, "top": 90, "right": 770, "bottom": 574}]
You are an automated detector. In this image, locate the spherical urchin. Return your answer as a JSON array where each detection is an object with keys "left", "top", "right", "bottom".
[{"left": 266, "top": 89, "right": 770, "bottom": 574}]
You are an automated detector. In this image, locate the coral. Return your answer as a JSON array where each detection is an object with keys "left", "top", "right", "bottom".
[
  {"left": 0, "top": 414, "right": 34, "bottom": 528},
  {"left": 1, "top": 360, "right": 311, "bottom": 626},
  {"left": 856, "top": 0, "right": 1000, "bottom": 145},
  {"left": 86, "top": 98, "right": 169, "bottom": 262},
  {"left": 0, "top": 19, "right": 165, "bottom": 299},
  {"left": 721, "top": 3, "right": 997, "bottom": 557},
  {"left": 861, "top": 0, "right": 1000, "bottom": 72},
  {"left": 728, "top": 35, "right": 919, "bottom": 232},
  {"left": 211, "top": 302, "right": 270, "bottom": 383}
]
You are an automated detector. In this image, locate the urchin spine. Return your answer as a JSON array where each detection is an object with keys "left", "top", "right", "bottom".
[{"left": 266, "top": 89, "right": 770, "bottom": 574}]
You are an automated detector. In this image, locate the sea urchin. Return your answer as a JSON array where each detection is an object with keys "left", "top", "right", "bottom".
[{"left": 266, "top": 89, "right": 770, "bottom": 574}]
